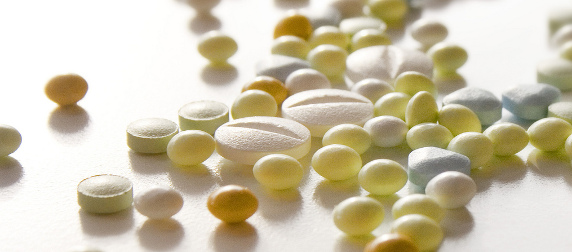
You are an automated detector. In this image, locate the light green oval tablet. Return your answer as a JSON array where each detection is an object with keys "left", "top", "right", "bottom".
[
  {"left": 322, "top": 124, "right": 372, "bottom": 154},
  {"left": 368, "top": 0, "right": 409, "bottom": 28},
  {"left": 406, "top": 123, "right": 453, "bottom": 150},
  {"left": 333, "top": 196, "right": 385, "bottom": 236},
  {"left": 358, "top": 159, "right": 407, "bottom": 195},
  {"left": 126, "top": 118, "right": 179, "bottom": 154},
  {"left": 253, "top": 154, "right": 304, "bottom": 190},
  {"left": 392, "top": 194, "right": 445, "bottom": 222},
  {"left": 309, "top": 25, "right": 349, "bottom": 49},
  {"left": 197, "top": 31, "right": 238, "bottom": 64},
  {"left": 167, "top": 130, "right": 215, "bottom": 166},
  {"left": 178, "top": 100, "right": 229, "bottom": 135},
  {"left": 311, "top": 144, "right": 362, "bottom": 181},
  {"left": 307, "top": 44, "right": 348, "bottom": 79},
  {"left": 559, "top": 41, "right": 572, "bottom": 61},
  {"left": 483, "top": 123, "right": 529, "bottom": 156},
  {"left": 351, "top": 28, "right": 392, "bottom": 51},
  {"left": 405, "top": 91, "right": 438, "bottom": 128},
  {"left": 0, "top": 124, "right": 22, "bottom": 157},
  {"left": 394, "top": 71, "right": 437, "bottom": 97},
  {"left": 77, "top": 174, "right": 133, "bottom": 214},
  {"left": 374, "top": 92, "right": 411, "bottom": 120},
  {"left": 427, "top": 42, "right": 468, "bottom": 76},
  {"left": 528, "top": 117, "right": 572, "bottom": 152},
  {"left": 438, "top": 104, "right": 482, "bottom": 136},
  {"left": 537, "top": 58, "right": 572, "bottom": 90},
  {"left": 391, "top": 214, "right": 444, "bottom": 252},
  {"left": 447, "top": 132, "right": 494, "bottom": 168},
  {"left": 231, "top": 90, "right": 277, "bottom": 119},
  {"left": 271, "top": 35, "right": 310, "bottom": 59}
]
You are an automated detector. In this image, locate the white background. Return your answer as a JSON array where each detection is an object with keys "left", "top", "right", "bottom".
[{"left": 1, "top": 0, "right": 572, "bottom": 251}]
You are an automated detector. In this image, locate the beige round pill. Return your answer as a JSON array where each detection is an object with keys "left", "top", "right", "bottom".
[
  {"left": 45, "top": 73, "right": 88, "bottom": 106},
  {"left": 127, "top": 118, "right": 179, "bottom": 154},
  {"left": 77, "top": 174, "right": 133, "bottom": 214}
]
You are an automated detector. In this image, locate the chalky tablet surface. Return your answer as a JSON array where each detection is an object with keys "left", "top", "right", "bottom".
[
  {"left": 178, "top": 100, "right": 229, "bottom": 135},
  {"left": 0, "top": 124, "right": 22, "bottom": 157},
  {"left": 134, "top": 185, "right": 184, "bottom": 219},
  {"left": 281, "top": 89, "right": 374, "bottom": 137},
  {"left": 255, "top": 55, "right": 311, "bottom": 83},
  {"left": 126, "top": 118, "right": 179, "bottom": 154},
  {"left": 442, "top": 87, "right": 502, "bottom": 125},
  {"left": 502, "top": 83, "right": 561, "bottom": 120},
  {"left": 77, "top": 174, "right": 133, "bottom": 214},
  {"left": 214, "top": 116, "right": 311, "bottom": 165},
  {"left": 537, "top": 58, "right": 572, "bottom": 91},
  {"left": 408, "top": 147, "right": 471, "bottom": 187},
  {"left": 548, "top": 101, "right": 572, "bottom": 124}
]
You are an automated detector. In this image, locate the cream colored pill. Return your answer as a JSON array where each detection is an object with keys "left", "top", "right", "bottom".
[
  {"left": 271, "top": 35, "right": 310, "bottom": 59},
  {"left": 425, "top": 171, "right": 477, "bottom": 209},
  {"left": 178, "top": 100, "right": 229, "bottom": 135},
  {"left": 537, "top": 58, "right": 572, "bottom": 90},
  {"left": 0, "top": 124, "right": 22, "bottom": 157},
  {"left": 483, "top": 123, "right": 529, "bottom": 156},
  {"left": 312, "top": 144, "right": 362, "bottom": 181},
  {"left": 364, "top": 116, "right": 408, "bottom": 148},
  {"left": 167, "top": 130, "right": 215, "bottom": 166},
  {"left": 392, "top": 194, "right": 444, "bottom": 222},
  {"left": 406, "top": 123, "right": 453, "bottom": 150},
  {"left": 350, "top": 78, "right": 393, "bottom": 103},
  {"left": 374, "top": 92, "right": 411, "bottom": 120},
  {"left": 214, "top": 116, "right": 311, "bottom": 165},
  {"left": 134, "top": 185, "right": 184, "bottom": 219},
  {"left": 405, "top": 91, "right": 438, "bottom": 128},
  {"left": 549, "top": 101, "right": 572, "bottom": 124},
  {"left": 231, "top": 90, "right": 277, "bottom": 119},
  {"left": 329, "top": 0, "right": 366, "bottom": 18},
  {"left": 447, "top": 132, "right": 494, "bottom": 169},
  {"left": 427, "top": 42, "right": 468, "bottom": 76},
  {"left": 333, "top": 196, "right": 385, "bottom": 236},
  {"left": 307, "top": 44, "right": 348, "bottom": 78},
  {"left": 284, "top": 68, "right": 331, "bottom": 95},
  {"left": 126, "top": 118, "right": 179, "bottom": 154},
  {"left": 322, "top": 124, "right": 372, "bottom": 154},
  {"left": 197, "top": 31, "right": 238, "bottom": 64},
  {"left": 358, "top": 159, "right": 407, "bottom": 195},
  {"left": 339, "top": 16, "right": 387, "bottom": 37},
  {"left": 253, "top": 154, "right": 304, "bottom": 190},
  {"left": 438, "top": 104, "right": 482, "bottom": 136},
  {"left": 390, "top": 214, "right": 443, "bottom": 252},
  {"left": 394, "top": 71, "right": 437, "bottom": 97},
  {"left": 368, "top": 0, "right": 409, "bottom": 28},
  {"left": 410, "top": 19, "right": 448, "bottom": 48},
  {"left": 77, "top": 174, "right": 133, "bottom": 214},
  {"left": 351, "top": 28, "right": 392, "bottom": 52},
  {"left": 308, "top": 26, "right": 349, "bottom": 49},
  {"left": 527, "top": 117, "right": 572, "bottom": 152}
]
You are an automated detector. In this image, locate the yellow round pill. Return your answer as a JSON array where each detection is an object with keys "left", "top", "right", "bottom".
[
  {"left": 45, "top": 73, "right": 88, "bottom": 106},
  {"left": 253, "top": 154, "right": 304, "bottom": 190},
  {"left": 438, "top": 104, "right": 482, "bottom": 136},
  {"left": 428, "top": 42, "right": 468, "bottom": 76},
  {"left": 483, "top": 122, "right": 529, "bottom": 156},
  {"left": 374, "top": 92, "right": 411, "bottom": 120},
  {"left": 77, "top": 174, "right": 133, "bottom": 214},
  {"left": 447, "top": 132, "right": 494, "bottom": 169},
  {"left": 271, "top": 35, "right": 310, "bottom": 59},
  {"left": 273, "top": 12, "right": 313, "bottom": 40},
  {"left": 351, "top": 28, "right": 392, "bottom": 52},
  {"left": 197, "top": 31, "right": 238, "bottom": 64},
  {"left": 368, "top": 0, "right": 409, "bottom": 28},
  {"left": 394, "top": 71, "right": 436, "bottom": 97},
  {"left": 207, "top": 185, "right": 258, "bottom": 223},
  {"left": 392, "top": 194, "right": 445, "bottom": 222},
  {"left": 322, "top": 124, "right": 372, "bottom": 154},
  {"left": 406, "top": 123, "right": 453, "bottom": 150},
  {"left": 364, "top": 233, "right": 419, "bottom": 252},
  {"left": 242, "top": 76, "right": 288, "bottom": 105},
  {"left": 390, "top": 214, "right": 443, "bottom": 252},
  {"left": 333, "top": 196, "right": 385, "bottom": 236},
  {"left": 231, "top": 90, "right": 278, "bottom": 119},
  {"left": 166, "top": 130, "right": 215, "bottom": 166},
  {"left": 528, "top": 117, "right": 572, "bottom": 152},
  {"left": 311, "top": 144, "right": 362, "bottom": 181},
  {"left": 358, "top": 159, "right": 407, "bottom": 195},
  {"left": 307, "top": 44, "right": 348, "bottom": 79}
]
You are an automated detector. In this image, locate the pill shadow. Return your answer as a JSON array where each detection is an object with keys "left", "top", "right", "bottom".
[
  {"left": 216, "top": 156, "right": 258, "bottom": 187},
  {"left": 48, "top": 105, "right": 90, "bottom": 134},
  {"left": 189, "top": 13, "right": 221, "bottom": 35},
  {"left": 200, "top": 63, "right": 238, "bottom": 85},
  {"left": 167, "top": 163, "right": 217, "bottom": 194},
  {"left": 441, "top": 207, "right": 474, "bottom": 239},
  {"left": 211, "top": 222, "right": 259, "bottom": 252},
  {"left": 527, "top": 149, "right": 572, "bottom": 178},
  {"left": 422, "top": 0, "right": 455, "bottom": 9},
  {"left": 501, "top": 111, "right": 536, "bottom": 129},
  {"left": 128, "top": 151, "right": 172, "bottom": 174},
  {"left": 257, "top": 188, "right": 303, "bottom": 222},
  {"left": 434, "top": 73, "right": 467, "bottom": 96},
  {"left": 471, "top": 155, "right": 527, "bottom": 192},
  {"left": 360, "top": 144, "right": 411, "bottom": 168},
  {"left": 274, "top": 0, "right": 309, "bottom": 9},
  {"left": 313, "top": 176, "right": 361, "bottom": 209},
  {"left": 0, "top": 157, "right": 23, "bottom": 188},
  {"left": 79, "top": 207, "right": 134, "bottom": 236},
  {"left": 335, "top": 233, "right": 375, "bottom": 252},
  {"left": 138, "top": 218, "right": 185, "bottom": 251}
]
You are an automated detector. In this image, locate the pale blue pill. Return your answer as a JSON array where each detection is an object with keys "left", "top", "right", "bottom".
[
  {"left": 502, "top": 83, "right": 561, "bottom": 120},
  {"left": 442, "top": 87, "right": 502, "bottom": 125},
  {"left": 255, "top": 55, "right": 311, "bottom": 83},
  {"left": 407, "top": 147, "right": 470, "bottom": 188}
]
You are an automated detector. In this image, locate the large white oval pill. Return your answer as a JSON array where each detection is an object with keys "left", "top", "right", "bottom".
[
  {"left": 281, "top": 89, "right": 374, "bottom": 137},
  {"left": 214, "top": 116, "right": 311, "bottom": 165}
]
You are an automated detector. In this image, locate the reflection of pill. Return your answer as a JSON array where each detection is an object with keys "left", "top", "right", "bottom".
[
  {"left": 77, "top": 174, "right": 133, "bottom": 214},
  {"left": 126, "top": 118, "right": 179, "bottom": 154},
  {"left": 178, "top": 100, "right": 229, "bottom": 135},
  {"left": 281, "top": 89, "right": 373, "bottom": 137},
  {"left": 214, "top": 116, "right": 311, "bottom": 165}
]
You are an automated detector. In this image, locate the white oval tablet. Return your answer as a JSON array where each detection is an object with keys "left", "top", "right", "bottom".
[
  {"left": 214, "top": 116, "right": 311, "bottom": 165},
  {"left": 281, "top": 89, "right": 374, "bottom": 137}
]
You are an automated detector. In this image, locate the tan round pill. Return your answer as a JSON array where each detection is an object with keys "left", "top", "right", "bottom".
[
  {"left": 207, "top": 185, "right": 258, "bottom": 223},
  {"left": 45, "top": 73, "right": 88, "bottom": 106}
]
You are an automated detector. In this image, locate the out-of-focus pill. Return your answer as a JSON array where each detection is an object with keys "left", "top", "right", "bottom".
[
  {"left": 368, "top": 0, "right": 409, "bottom": 28},
  {"left": 537, "top": 58, "right": 572, "bottom": 91},
  {"left": 242, "top": 76, "right": 288, "bottom": 105},
  {"left": 339, "top": 16, "right": 387, "bottom": 37},
  {"left": 405, "top": 91, "right": 438, "bottom": 128},
  {"left": 502, "top": 83, "right": 561, "bottom": 120},
  {"left": 256, "top": 55, "right": 311, "bottom": 83},
  {"left": 410, "top": 19, "right": 448, "bottom": 50},
  {"left": 307, "top": 44, "right": 348, "bottom": 79},
  {"left": 350, "top": 28, "right": 392, "bottom": 52},
  {"left": 271, "top": 35, "right": 310, "bottom": 59},
  {"left": 350, "top": 78, "right": 393, "bottom": 103},
  {"left": 0, "top": 124, "right": 22, "bottom": 157},
  {"left": 273, "top": 11, "right": 313, "bottom": 40}
]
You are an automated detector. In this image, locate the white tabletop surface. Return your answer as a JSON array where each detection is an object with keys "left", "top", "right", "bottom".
[{"left": 1, "top": 0, "right": 572, "bottom": 251}]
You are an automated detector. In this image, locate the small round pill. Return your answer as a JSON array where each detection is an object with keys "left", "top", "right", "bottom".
[
  {"left": 406, "top": 123, "right": 453, "bottom": 150},
  {"left": 77, "top": 174, "right": 133, "bottom": 214},
  {"left": 284, "top": 68, "right": 331, "bottom": 95},
  {"left": 231, "top": 90, "right": 278, "bottom": 119},
  {"left": 45, "top": 73, "right": 88, "bottom": 106},
  {"left": 368, "top": 0, "right": 409, "bottom": 28},
  {"left": 364, "top": 233, "right": 419, "bottom": 252},
  {"left": 311, "top": 144, "right": 362, "bottom": 181},
  {"left": 394, "top": 71, "right": 437, "bottom": 97},
  {"left": 549, "top": 101, "right": 572, "bottom": 124},
  {"left": 339, "top": 16, "right": 387, "bottom": 37},
  {"left": 392, "top": 194, "right": 445, "bottom": 222},
  {"left": 390, "top": 214, "right": 443, "bottom": 252},
  {"left": 425, "top": 171, "right": 477, "bottom": 209},
  {"left": 0, "top": 124, "right": 22, "bottom": 157},
  {"left": 364, "top": 116, "right": 408, "bottom": 148},
  {"left": 134, "top": 185, "right": 184, "bottom": 219},
  {"left": 273, "top": 12, "right": 313, "bottom": 40},
  {"left": 253, "top": 154, "right": 304, "bottom": 190},
  {"left": 527, "top": 117, "right": 572, "bottom": 152},
  {"left": 166, "top": 130, "right": 215, "bottom": 166},
  {"left": 358, "top": 159, "right": 407, "bottom": 195},
  {"left": 537, "top": 58, "right": 572, "bottom": 91},
  {"left": 410, "top": 19, "right": 448, "bottom": 48},
  {"left": 308, "top": 25, "right": 349, "bottom": 49},
  {"left": 427, "top": 42, "right": 468, "bottom": 76},
  {"left": 271, "top": 35, "right": 310, "bottom": 59},
  {"left": 374, "top": 92, "right": 411, "bottom": 120},
  {"left": 447, "top": 132, "right": 494, "bottom": 169},
  {"left": 405, "top": 91, "right": 439, "bottom": 128},
  {"left": 126, "top": 118, "right": 179, "bottom": 154},
  {"left": 350, "top": 28, "right": 392, "bottom": 52},
  {"left": 207, "top": 185, "right": 258, "bottom": 223},
  {"left": 482, "top": 123, "right": 529, "bottom": 156},
  {"left": 178, "top": 100, "right": 229, "bottom": 135},
  {"left": 307, "top": 44, "right": 348, "bottom": 79},
  {"left": 438, "top": 104, "right": 482, "bottom": 136},
  {"left": 350, "top": 78, "right": 393, "bottom": 103},
  {"left": 242, "top": 76, "right": 288, "bottom": 105},
  {"left": 322, "top": 124, "right": 372, "bottom": 154},
  {"left": 333, "top": 196, "right": 385, "bottom": 236},
  {"left": 197, "top": 31, "right": 238, "bottom": 64},
  {"left": 559, "top": 41, "right": 572, "bottom": 60}
]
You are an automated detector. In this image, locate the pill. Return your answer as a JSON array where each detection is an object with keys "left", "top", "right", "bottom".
[
  {"left": 374, "top": 92, "right": 411, "bottom": 120},
  {"left": 308, "top": 26, "right": 349, "bottom": 49},
  {"left": 166, "top": 130, "right": 215, "bottom": 166},
  {"left": 302, "top": 5, "right": 342, "bottom": 28},
  {"left": 332, "top": 196, "right": 385, "bottom": 236},
  {"left": 126, "top": 118, "right": 179, "bottom": 154},
  {"left": 231, "top": 90, "right": 278, "bottom": 119},
  {"left": 406, "top": 123, "right": 453, "bottom": 150},
  {"left": 307, "top": 44, "right": 348, "bottom": 79},
  {"left": 364, "top": 116, "right": 408, "bottom": 148},
  {"left": 565, "top": 134, "right": 572, "bottom": 157},
  {"left": 197, "top": 31, "right": 238, "bottom": 64},
  {"left": 350, "top": 28, "right": 392, "bottom": 52},
  {"left": 408, "top": 147, "right": 471, "bottom": 187},
  {"left": 427, "top": 42, "right": 468, "bottom": 77},
  {"left": 312, "top": 144, "right": 362, "bottom": 181},
  {"left": 447, "top": 132, "right": 494, "bottom": 169},
  {"left": 256, "top": 54, "right": 311, "bottom": 83},
  {"left": 242, "top": 76, "right": 288, "bottom": 105},
  {"left": 329, "top": 0, "right": 366, "bottom": 19},
  {"left": 281, "top": 89, "right": 374, "bottom": 137},
  {"left": 442, "top": 87, "right": 502, "bottom": 125},
  {"left": 350, "top": 78, "right": 394, "bottom": 103},
  {"left": 214, "top": 116, "right": 311, "bottom": 165},
  {"left": 77, "top": 174, "right": 133, "bottom": 214},
  {"left": 207, "top": 185, "right": 258, "bottom": 223},
  {"left": 339, "top": 16, "right": 387, "bottom": 37},
  {"left": 0, "top": 124, "right": 22, "bottom": 157},
  {"left": 134, "top": 185, "right": 184, "bottom": 219},
  {"left": 393, "top": 71, "right": 437, "bottom": 97},
  {"left": 368, "top": 0, "right": 409, "bottom": 28},
  {"left": 364, "top": 233, "right": 419, "bottom": 252},
  {"left": 482, "top": 122, "right": 529, "bottom": 156},
  {"left": 549, "top": 101, "right": 572, "bottom": 124},
  {"left": 284, "top": 68, "right": 331, "bottom": 95},
  {"left": 527, "top": 117, "right": 572, "bottom": 152},
  {"left": 322, "top": 124, "right": 372, "bottom": 154},
  {"left": 271, "top": 35, "right": 310, "bottom": 59},
  {"left": 437, "top": 104, "right": 482, "bottom": 136},
  {"left": 390, "top": 214, "right": 443, "bottom": 252},
  {"left": 410, "top": 19, "right": 448, "bottom": 50},
  {"left": 358, "top": 159, "right": 407, "bottom": 195},
  {"left": 548, "top": 6, "right": 572, "bottom": 34},
  {"left": 44, "top": 73, "right": 88, "bottom": 106},
  {"left": 559, "top": 41, "right": 572, "bottom": 60},
  {"left": 273, "top": 11, "right": 313, "bottom": 40},
  {"left": 537, "top": 58, "right": 572, "bottom": 90},
  {"left": 253, "top": 154, "right": 304, "bottom": 190},
  {"left": 425, "top": 171, "right": 477, "bottom": 209},
  {"left": 502, "top": 83, "right": 561, "bottom": 120},
  {"left": 346, "top": 45, "right": 433, "bottom": 87},
  {"left": 178, "top": 100, "right": 229, "bottom": 135},
  {"left": 405, "top": 91, "right": 438, "bottom": 128},
  {"left": 392, "top": 194, "right": 444, "bottom": 222},
  {"left": 186, "top": 0, "right": 221, "bottom": 12},
  {"left": 552, "top": 24, "right": 572, "bottom": 47}
]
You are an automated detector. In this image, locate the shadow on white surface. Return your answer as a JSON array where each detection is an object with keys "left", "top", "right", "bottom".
[
  {"left": 200, "top": 63, "right": 238, "bottom": 85},
  {"left": 334, "top": 233, "right": 374, "bottom": 252},
  {"left": 273, "top": 0, "right": 309, "bottom": 9},
  {"left": 189, "top": 13, "right": 221, "bottom": 35},
  {"left": 210, "top": 222, "right": 258, "bottom": 252},
  {"left": 48, "top": 105, "right": 90, "bottom": 134},
  {"left": 79, "top": 207, "right": 135, "bottom": 236},
  {"left": 257, "top": 187, "right": 303, "bottom": 222},
  {"left": 0, "top": 157, "right": 23, "bottom": 188},
  {"left": 527, "top": 149, "right": 572, "bottom": 181},
  {"left": 129, "top": 151, "right": 172, "bottom": 174},
  {"left": 472, "top": 155, "right": 527, "bottom": 192},
  {"left": 167, "top": 163, "right": 218, "bottom": 194},
  {"left": 360, "top": 144, "right": 411, "bottom": 168},
  {"left": 441, "top": 206, "right": 474, "bottom": 240},
  {"left": 137, "top": 218, "right": 185, "bottom": 251},
  {"left": 312, "top": 177, "right": 361, "bottom": 210},
  {"left": 434, "top": 74, "right": 467, "bottom": 96}
]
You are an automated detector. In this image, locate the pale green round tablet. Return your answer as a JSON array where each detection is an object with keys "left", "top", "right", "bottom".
[
  {"left": 231, "top": 90, "right": 277, "bottom": 119},
  {"left": 271, "top": 35, "right": 310, "bottom": 59},
  {"left": 350, "top": 28, "right": 392, "bottom": 52},
  {"left": 333, "top": 196, "right": 385, "bottom": 236},
  {"left": 447, "top": 132, "right": 494, "bottom": 168},
  {"left": 528, "top": 117, "right": 572, "bottom": 152},
  {"left": 322, "top": 124, "right": 372, "bottom": 154},
  {"left": 197, "top": 31, "right": 238, "bottom": 64},
  {"left": 565, "top": 134, "right": 572, "bottom": 158},
  {"left": 309, "top": 25, "right": 349, "bottom": 49},
  {"left": 0, "top": 124, "right": 22, "bottom": 157},
  {"left": 405, "top": 91, "right": 438, "bottom": 128},
  {"left": 392, "top": 194, "right": 445, "bottom": 222},
  {"left": 358, "top": 159, "right": 407, "bottom": 195},
  {"left": 126, "top": 118, "right": 179, "bottom": 154},
  {"left": 178, "top": 100, "right": 229, "bottom": 135},
  {"left": 390, "top": 214, "right": 443, "bottom": 252},
  {"left": 537, "top": 58, "right": 572, "bottom": 90},
  {"left": 406, "top": 123, "right": 453, "bottom": 150},
  {"left": 77, "top": 174, "right": 133, "bottom": 214},
  {"left": 374, "top": 92, "right": 411, "bottom": 120},
  {"left": 368, "top": 0, "right": 409, "bottom": 28},
  {"left": 167, "top": 130, "right": 215, "bottom": 166},
  {"left": 311, "top": 144, "right": 362, "bottom": 181},
  {"left": 438, "top": 104, "right": 482, "bottom": 136},
  {"left": 307, "top": 44, "right": 348, "bottom": 79},
  {"left": 253, "top": 154, "right": 304, "bottom": 190},
  {"left": 394, "top": 71, "right": 437, "bottom": 97},
  {"left": 560, "top": 41, "right": 572, "bottom": 61},
  {"left": 427, "top": 42, "right": 468, "bottom": 76},
  {"left": 483, "top": 122, "right": 529, "bottom": 156}
]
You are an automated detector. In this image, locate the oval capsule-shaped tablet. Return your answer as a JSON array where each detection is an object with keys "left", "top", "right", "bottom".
[
  {"left": 214, "top": 116, "right": 311, "bottom": 165},
  {"left": 281, "top": 89, "right": 374, "bottom": 137}
]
